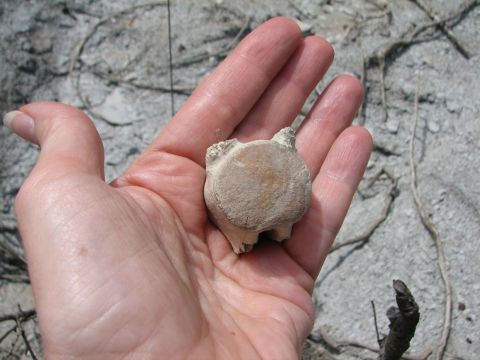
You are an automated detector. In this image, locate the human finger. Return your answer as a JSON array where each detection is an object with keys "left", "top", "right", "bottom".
[
  {"left": 145, "top": 17, "right": 302, "bottom": 166},
  {"left": 295, "top": 75, "right": 364, "bottom": 177},
  {"left": 232, "top": 35, "right": 334, "bottom": 141},
  {"left": 283, "top": 126, "right": 372, "bottom": 278},
  {"left": 4, "top": 102, "right": 105, "bottom": 179},
  {"left": 7, "top": 102, "right": 106, "bottom": 305}
]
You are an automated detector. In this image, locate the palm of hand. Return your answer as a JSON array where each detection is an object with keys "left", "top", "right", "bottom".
[
  {"left": 33, "top": 153, "right": 312, "bottom": 358},
  {"left": 13, "top": 18, "right": 371, "bottom": 359}
]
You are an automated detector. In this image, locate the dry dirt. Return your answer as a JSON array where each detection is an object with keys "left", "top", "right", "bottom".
[{"left": 1, "top": 0, "right": 479, "bottom": 359}]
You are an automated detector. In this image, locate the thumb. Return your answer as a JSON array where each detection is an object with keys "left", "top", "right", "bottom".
[{"left": 3, "top": 102, "right": 105, "bottom": 179}]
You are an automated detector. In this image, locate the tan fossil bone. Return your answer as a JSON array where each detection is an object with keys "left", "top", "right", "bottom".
[{"left": 204, "top": 127, "right": 312, "bottom": 254}]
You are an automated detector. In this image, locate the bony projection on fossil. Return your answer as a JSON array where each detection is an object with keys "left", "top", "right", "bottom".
[{"left": 204, "top": 127, "right": 312, "bottom": 254}]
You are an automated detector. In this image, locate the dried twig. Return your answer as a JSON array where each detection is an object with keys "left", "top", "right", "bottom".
[
  {"left": 0, "top": 308, "right": 36, "bottom": 324},
  {"left": 365, "top": 0, "right": 478, "bottom": 123},
  {"left": 378, "top": 57, "right": 388, "bottom": 122},
  {"left": 308, "top": 327, "right": 428, "bottom": 360},
  {"left": 378, "top": 280, "right": 420, "bottom": 360},
  {"left": 373, "top": 142, "right": 401, "bottom": 157},
  {"left": 410, "top": 83, "right": 452, "bottom": 360},
  {"left": 0, "top": 226, "right": 18, "bottom": 235},
  {"left": 0, "top": 231, "right": 29, "bottom": 283},
  {"left": 409, "top": 0, "right": 472, "bottom": 59},
  {"left": 372, "top": 300, "right": 381, "bottom": 343},
  {"left": 0, "top": 324, "right": 17, "bottom": 344},
  {"left": 0, "top": 307, "right": 37, "bottom": 357},
  {"left": 329, "top": 169, "right": 397, "bottom": 253},
  {"left": 367, "top": 0, "right": 478, "bottom": 67},
  {"left": 309, "top": 281, "right": 426, "bottom": 360},
  {"left": 91, "top": 70, "right": 195, "bottom": 95},
  {"left": 15, "top": 306, "right": 38, "bottom": 360},
  {"left": 0, "top": 234, "right": 26, "bottom": 264},
  {"left": 358, "top": 51, "right": 367, "bottom": 125},
  {"left": 5, "top": 325, "right": 20, "bottom": 359}
]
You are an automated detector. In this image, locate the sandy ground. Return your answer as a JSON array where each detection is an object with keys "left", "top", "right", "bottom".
[{"left": 1, "top": 0, "right": 479, "bottom": 358}]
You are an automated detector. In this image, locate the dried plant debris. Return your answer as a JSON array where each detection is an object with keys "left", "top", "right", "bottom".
[
  {"left": 378, "top": 280, "right": 420, "bottom": 360},
  {"left": 0, "top": 306, "right": 39, "bottom": 359}
]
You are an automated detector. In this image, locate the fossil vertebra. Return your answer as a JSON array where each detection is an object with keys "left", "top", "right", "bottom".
[{"left": 204, "top": 127, "right": 311, "bottom": 254}]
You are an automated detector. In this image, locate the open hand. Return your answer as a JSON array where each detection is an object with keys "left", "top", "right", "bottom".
[{"left": 8, "top": 17, "right": 371, "bottom": 359}]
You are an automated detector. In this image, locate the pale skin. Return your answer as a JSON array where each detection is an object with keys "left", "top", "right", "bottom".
[{"left": 7, "top": 17, "right": 372, "bottom": 359}]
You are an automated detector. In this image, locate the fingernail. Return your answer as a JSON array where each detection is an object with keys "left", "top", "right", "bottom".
[{"left": 3, "top": 110, "right": 36, "bottom": 143}]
